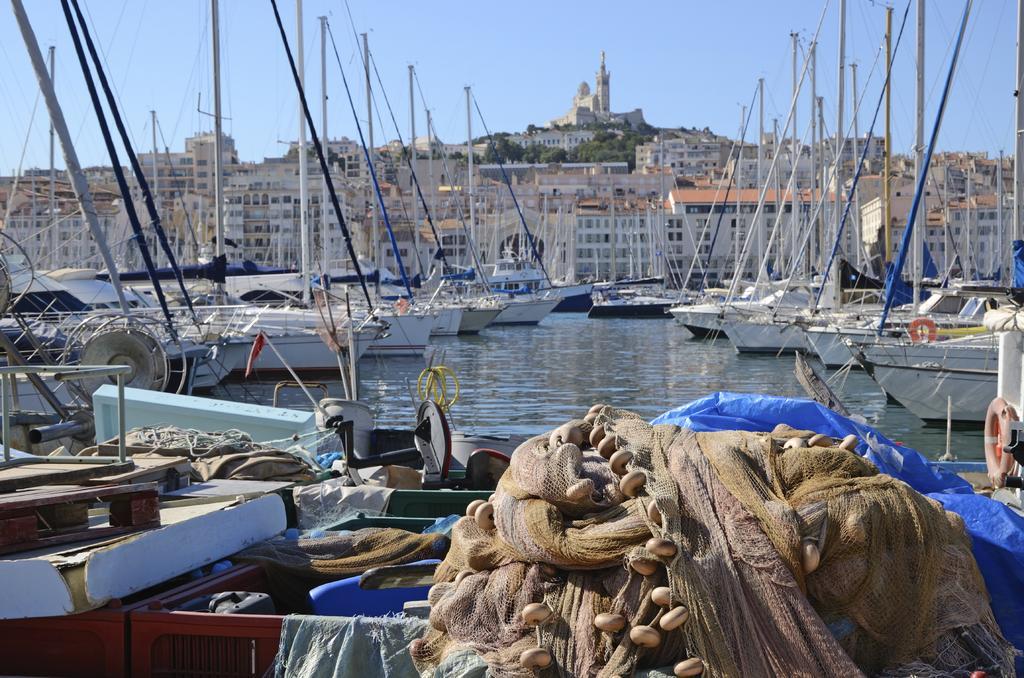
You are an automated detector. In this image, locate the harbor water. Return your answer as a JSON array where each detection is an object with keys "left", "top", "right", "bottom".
[{"left": 213, "top": 314, "right": 983, "bottom": 461}]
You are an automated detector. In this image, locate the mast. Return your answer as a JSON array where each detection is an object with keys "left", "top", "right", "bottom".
[
  {"left": 833, "top": 0, "right": 846, "bottom": 309},
  {"left": 735, "top": 104, "right": 745, "bottom": 283},
  {"left": 319, "top": 16, "right": 329, "bottom": 272},
  {"left": 363, "top": 33, "right": 377, "bottom": 272},
  {"left": 1016, "top": 0, "right": 1024, "bottom": 245},
  {"left": 296, "top": 0, "right": 310, "bottom": 303},
  {"left": 211, "top": 0, "right": 225, "bottom": 287},
  {"left": 774, "top": 117, "right": 782, "bottom": 272},
  {"left": 913, "top": 0, "right": 924, "bottom": 308},
  {"left": 410, "top": 65, "right": 420, "bottom": 276},
  {"left": 610, "top": 181, "right": 617, "bottom": 281},
  {"left": 884, "top": 6, "right": 893, "bottom": 265},
  {"left": 809, "top": 41, "right": 818, "bottom": 274},
  {"left": 11, "top": 0, "right": 129, "bottom": 312},
  {"left": 999, "top": 149, "right": 1005, "bottom": 279},
  {"left": 151, "top": 109, "right": 159, "bottom": 266},
  {"left": 757, "top": 77, "right": 765, "bottom": 259},
  {"left": 466, "top": 86, "right": 475, "bottom": 264},
  {"left": 427, "top": 108, "right": 435, "bottom": 219},
  {"left": 851, "top": 61, "right": 861, "bottom": 267},
  {"left": 47, "top": 45, "right": 56, "bottom": 269},
  {"left": 790, "top": 32, "right": 799, "bottom": 277}
]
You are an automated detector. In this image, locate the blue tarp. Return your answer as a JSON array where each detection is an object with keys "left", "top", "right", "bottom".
[
  {"left": 1014, "top": 239, "right": 1024, "bottom": 288},
  {"left": 653, "top": 392, "right": 1024, "bottom": 664}
]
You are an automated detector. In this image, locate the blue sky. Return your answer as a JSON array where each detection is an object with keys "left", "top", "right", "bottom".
[{"left": 0, "top": 0, "right": 1016, "bottom": 172}]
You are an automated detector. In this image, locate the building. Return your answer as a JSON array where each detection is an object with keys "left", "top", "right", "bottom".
[
  {"left": 548, "top": 52, "right": 645, "bottom": 128},
  {"left": 507, "top": 129, "right": 596, "bottom": 152},
  {"left": 573, "top": 198, "right": 656, "bottom": 280},
  {"left": 635, "top": 132, "right": 733, "bottom": 177}
]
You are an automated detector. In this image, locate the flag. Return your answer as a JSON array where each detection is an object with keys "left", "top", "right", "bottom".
[{"left": 244, "top": 332, "right": 267, "bottom": 378}]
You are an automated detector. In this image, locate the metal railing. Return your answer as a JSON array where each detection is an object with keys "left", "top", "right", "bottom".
[{"left": 0, "top": 364, "right": 132, "bottom": 464}]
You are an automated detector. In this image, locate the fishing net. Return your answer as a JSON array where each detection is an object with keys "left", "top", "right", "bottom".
[
  {"left": 411, "top": 406, "right": 1014, "bottom": 677},
  {"left": 238, "top": 528, "right": 449, "bottom": 612}
]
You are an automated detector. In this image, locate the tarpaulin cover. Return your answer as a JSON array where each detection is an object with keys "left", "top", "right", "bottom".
[
  {"left": 1014, "top": 239, "right": 1024, "bottom": 288},
  {"left": 653, "top": 392, "right": 1024, "bottom": 666}
]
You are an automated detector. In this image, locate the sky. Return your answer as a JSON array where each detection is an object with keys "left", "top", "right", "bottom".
[{"left": 0, "top": 0, "right": 1017, "bottom": 174}]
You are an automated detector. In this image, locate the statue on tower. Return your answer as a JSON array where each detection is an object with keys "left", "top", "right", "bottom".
[{"left": 595, "top": 51, "right": 610, "bottom": 115}]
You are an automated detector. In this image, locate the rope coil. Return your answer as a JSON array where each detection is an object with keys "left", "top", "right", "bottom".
[{"left": 417, "top": 365, "right": 460, "bottom": 411}]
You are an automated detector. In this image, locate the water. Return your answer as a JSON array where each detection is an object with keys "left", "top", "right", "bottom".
[{"left": 212, "top": 314, "right": 983, "bottom": 461}]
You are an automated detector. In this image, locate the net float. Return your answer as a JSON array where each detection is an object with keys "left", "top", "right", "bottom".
[
  {"left": 650, "top": 586, "right": 672, "bottom": 608},
  {"left": 674, "top": 658, "right": 704, "bottom": 676},
  {"left": 566, "top": 480, "right": 592, "bottom": 501},
  {"left": 597, "top": 434, "right": 617, "bottom": 459},
  {"left": 465, "top": 499, "right": 486, "bottom": 518},
  {"left": 839, "top": 434, "right": 859, "bottom": 451},
  {"left": 590, "top": 424, "right": 606, "bottom": 447},
  {"left": 631, "top": 557, "right": 659, "bottom": 576},
  {"left": 519, "top": 647, "right": 552, "bottom": 670},
  {"left": 583, "top": 412, "right": 599, "bottom": 425},
  {"left": 647, "top": 500, "right": 663, "bottom": 526},
  {"left": 593, "top": 612, "right": 626, "bottom": 632},
  {"left": 808, "top": 433, "right": 831, "bottom": 447},
  {"left": 588, "top": 403, "right": 608, "bottom": 414},
  {"left": 549, "top": 423, "right": 584, "bottom": 449},
  {"left": 619, "top": 470, "right": 647, "bottom": 497},
  {"left": 646, "top": 537, "right": 677, "bottom": 558},
  {"left": 629, "top": 625, "right": 661, "bottom": 648},
  {"left": 783, "top": 437, "right": 807, "bottom": 449},
  {"left": 609, "top": 449, "right": 633, "bottom": 475},
  {"left": 660, "top": 605, "right": 689, "bottom": 631},
  {"left": 474, "top": 502, "right": 495, "bottom": 530},
  {"left": 802, "top": 539, "right": 821, "bottom": 574},
  {"left": 521, "top": 602, "right": 553, "bottom": 626}
]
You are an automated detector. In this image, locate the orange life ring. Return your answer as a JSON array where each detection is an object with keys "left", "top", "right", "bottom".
[
  {"left": 984, "top": 397, "right": 1019, "bottom": 488},
  {"left": 907, "top": 317, "right": 938, "bottom": 344}
]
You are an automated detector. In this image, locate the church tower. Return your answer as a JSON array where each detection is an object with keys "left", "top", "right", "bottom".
[{"left": 595, "top": 51, "right": 610, "bottom": 115}]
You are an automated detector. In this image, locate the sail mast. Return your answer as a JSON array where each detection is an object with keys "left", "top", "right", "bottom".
[
  {"left": 884, "top": 6, "right": 893, "bottom": 266},
  {"left": 47, "top": 45, "right": 56, "bottom": 270},
  {"left": 211, "top": 0, "right": 225, "bottom": 290},
  {"left": 466, "top": 86, "right": 475, "bottom": 268},
  {"left": 296, "top": 0, "right": 310, "bottom": 303},
  {"left": 913, "top": 0, "right": 925, "bottom": 309},
  {"left": 320, "top": 15, "right": 329, "bottom": 272},
  {"left": 11, "top": 0, "right": 129, "bottom": 312},
  {"left": 833, "top": 0, "right": 846, "bottom": 309}
]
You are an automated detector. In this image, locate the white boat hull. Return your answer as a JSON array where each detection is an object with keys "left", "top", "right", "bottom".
[
  {"left": 493, "top": 298, "right": 559, "bottom": 325},
  {"left": 366, "top": 313, "right": 434, "bottom": 357},
  {"left": 429, "top": 307, "right": 464, "bottom": 337},
  {"left": 458, "top": 307, "right": 501, "bottom": 334},
  {"left": 867, "top": 363, "right": 994, "bottom": 423},
  {"left": 721, "top": 318, "right": 807, "bottom": 354}
]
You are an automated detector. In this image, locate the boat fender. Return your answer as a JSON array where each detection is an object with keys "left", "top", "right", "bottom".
[
  {"left": 907, "top": 317, "right": 938, "bottom": 344},
  {"left": 984, "top": 397, "right": 1019, "bottom": 488}
]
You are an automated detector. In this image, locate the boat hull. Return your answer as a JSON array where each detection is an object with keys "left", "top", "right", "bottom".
[
  {"left": 429, "top": 308, "right": 464, "bottom": 337},
  {"left": 366, "top": 314, "right": 434, "bottom": 357},
  {"left": 588, "top": 302, "right": 673, "bottom": 319},
  {"left": 458, "top": 308, "right": 501, "bottom": 334},
  {"left": 492, "top": 298, "right": 559, "bottom": 325},
  {"left": 722, "top": 319, "right": 807, "bottom": 354},
  {"left": 551, "top": 285, "right": 595, "bottom": 313},
  {"left": 865, "top": 362, "right": 994, "bottom": 424}
]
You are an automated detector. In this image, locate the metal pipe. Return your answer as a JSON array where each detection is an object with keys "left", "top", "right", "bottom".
[{"left": 28, "top": 419, "right": 91, "bottom": 444}]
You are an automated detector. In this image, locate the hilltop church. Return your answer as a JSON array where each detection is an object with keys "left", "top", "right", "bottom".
[{"left": 548, "top": 52, "right": 645, "bottom": 128}]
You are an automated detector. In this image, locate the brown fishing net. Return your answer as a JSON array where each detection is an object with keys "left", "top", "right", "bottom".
[{"left": 411, "top": 406, "right": 1015, "bottom": 677}]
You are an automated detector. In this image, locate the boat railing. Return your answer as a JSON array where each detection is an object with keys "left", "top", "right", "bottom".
[{"left": 0, "top": 363, "right": 132, "bottom": 465}]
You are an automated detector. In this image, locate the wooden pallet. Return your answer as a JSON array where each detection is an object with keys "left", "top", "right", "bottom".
[{"left": 0, "top": 482, "right": 160, "bottom": 555}]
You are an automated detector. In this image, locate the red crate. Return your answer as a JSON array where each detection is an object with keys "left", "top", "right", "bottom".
[
  {"left": 129, "top": 564, "right": 284, "bottom": 678},
  {"left": 0, "top": 604, "right": 129, "bottom": 677},
  {"left": 0, "top": 564, "right": 248, "bottom": 677}
]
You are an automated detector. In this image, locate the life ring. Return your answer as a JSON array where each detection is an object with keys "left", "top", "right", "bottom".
[
  {"left": 907, "top": 317, "right": 938, "bottom": 344},
  {"left": 984, "top": 397, "right": 1019, "bottom": 488}
]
